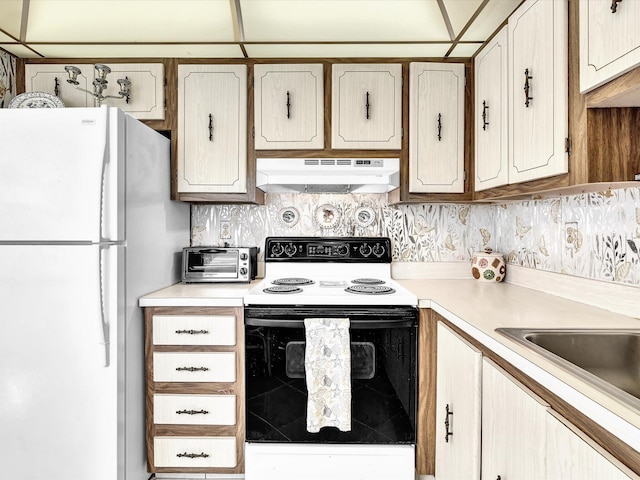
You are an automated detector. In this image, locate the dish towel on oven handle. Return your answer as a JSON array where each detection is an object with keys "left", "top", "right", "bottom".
[{"left": 304, "top": 317, "right": 351, "bottom": 433}]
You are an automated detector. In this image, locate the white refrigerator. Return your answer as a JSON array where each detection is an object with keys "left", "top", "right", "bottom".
[{"left": 0, "top": 106, "right": 189, "bottom": 479}]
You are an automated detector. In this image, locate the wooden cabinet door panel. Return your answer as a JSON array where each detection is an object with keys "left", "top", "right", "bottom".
[
  {"left": 100, "top": 63, "right": 165, "bottom": 120},
  {"left": 24, "top": 64, "right": 94, "bottom": 107}
]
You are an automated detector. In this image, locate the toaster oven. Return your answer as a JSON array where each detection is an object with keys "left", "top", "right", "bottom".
[{"left": 182, "top": 246, "right": 258, "bottom": 283}]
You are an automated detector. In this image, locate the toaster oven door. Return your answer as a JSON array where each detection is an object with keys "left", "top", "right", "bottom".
[{"left": 185, "top": 249, "right": 240, "bottom": 280}]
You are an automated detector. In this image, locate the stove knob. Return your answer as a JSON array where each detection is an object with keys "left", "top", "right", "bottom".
[
  {"left": 336, "top": 244, "right": 349, "bottom": 256},
  {"left": 240, "top": 252, "right": 248, "bottom": 261},
  {"left": 271, "top": 243, "right": 284, "bottom": 257},
  {"left": 359, "top": 243, "right": 372, "bottom": 257},
  {"left": 372, "top": 243, "right": 385, "bottom": 257},
  {"left": 284, "top": 243, "right": 297, "bottom": 257},
  {"left": 240, "top": 267, "right": 247, "bottom": 275}
]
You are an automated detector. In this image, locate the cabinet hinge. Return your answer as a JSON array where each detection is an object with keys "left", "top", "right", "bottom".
[
  {"left": 164, "top": 77, "right": 167, "bottom": 87},
  {"left": 401, "top": 127, "right": 404, "bottom": 138},
  {"left": 464, "top": 170, "right": 467, "bottom": 181},
  {"left": 565, "top": 136, "right": 571, "bottom": 156},
  {"left": 252, "top": 126, "right": 255, "bottom": 139}
]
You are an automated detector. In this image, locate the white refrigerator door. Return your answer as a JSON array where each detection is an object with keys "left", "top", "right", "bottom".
[
  {"left": 0, "top": 243, "right": 121, "bottom": 480},
  {"left": 0, "top": 107, "right": 119, "bottom": 243}
]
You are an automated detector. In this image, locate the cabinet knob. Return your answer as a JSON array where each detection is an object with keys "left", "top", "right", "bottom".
[
  {"left": 177, "top": 451, "right": 210, "bottom": 459},
  {"left": 286, "top": 90, "right": 292, "bottom": 119},
  {"left": 208, "top": 113, "right": 214, "bottom": 141},
  {"left": 437, "top": 113, "right": 443, "bottom": 141},
  {"left": 482, "top": 100, "right": 489, "bottom": 131},
  {"left": 523, "top": 69, "right": 533, "bottom": 108},
  {"left": 365, "top": 91, "right": 371, "bottom": 120},
  {"left": 54, "top": 77, "right": 60, "bottom": 97}
]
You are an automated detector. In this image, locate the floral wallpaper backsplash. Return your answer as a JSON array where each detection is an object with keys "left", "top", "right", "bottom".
[
  {"left": 192, "top": 187, "right": 640, "bottom": 287},
  {"left": 0, "top": 50, "right": 17, "bottom": 108}
]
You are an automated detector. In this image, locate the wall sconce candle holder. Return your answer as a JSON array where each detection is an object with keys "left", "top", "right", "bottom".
[{"left": 64, "top": 64, "right": 131, "bottom": 106}]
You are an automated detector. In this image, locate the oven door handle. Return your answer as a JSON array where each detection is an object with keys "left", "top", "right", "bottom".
[{"left": 245, "top": 318, "right": 416, "bottom": 329}]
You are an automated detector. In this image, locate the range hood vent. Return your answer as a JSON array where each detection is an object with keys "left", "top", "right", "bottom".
[{"left": 256, "top": 158, "right": 400, "bottom": 194}]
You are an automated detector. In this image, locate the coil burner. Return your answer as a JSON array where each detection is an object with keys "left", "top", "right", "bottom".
[
  {"left": 263, "top": 285, "right": 303, "bottom": 294},
  {"left": 345, "top": 285, "right": 396, "bottom": 295},
  {"left": 272, "top": 277, "right": 315, "bottom": 286},
  {"left": 352, "top": 278, "right": 385, "bottom": 285}
]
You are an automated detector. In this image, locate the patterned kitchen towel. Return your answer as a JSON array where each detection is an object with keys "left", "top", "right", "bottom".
[{"left": 304, "top": 317, "right": 351, "bottom": 433}]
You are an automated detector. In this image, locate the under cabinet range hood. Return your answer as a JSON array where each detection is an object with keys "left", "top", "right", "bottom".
[{"left": 256, "top": 158, "right": 400, "bottom": 194}]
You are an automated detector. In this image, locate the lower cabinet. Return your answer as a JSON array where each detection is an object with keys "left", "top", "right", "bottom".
[
  {"left": 481, "top": 358, "right": 548, "bottom": 480},
  {"left": 435, "top": 322, "right": 482, "bottom": 480},
  {"left": 433, "top": 317, "right": 638, "bottom": 480},
  {"left": 144, "top": 306, "right": 244, "bottom": 474}
]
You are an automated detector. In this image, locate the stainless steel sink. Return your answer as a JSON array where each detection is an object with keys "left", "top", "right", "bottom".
[{"left": 495, "top": 328, "right": 640, "bottom": 411}]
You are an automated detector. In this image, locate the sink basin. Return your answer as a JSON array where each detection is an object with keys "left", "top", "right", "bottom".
[{"left": 495, "top": 328, "right": 640, "bottom": 411}]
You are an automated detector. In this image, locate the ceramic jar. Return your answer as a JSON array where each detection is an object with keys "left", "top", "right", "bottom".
[{"left": 471, "top": 248, "right": 506, "bottom": 282}]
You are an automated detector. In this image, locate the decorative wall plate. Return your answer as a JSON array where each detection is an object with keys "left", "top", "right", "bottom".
[
  {"left": 278, "top": 207, "right": 299, "bottom": 228},
  {"left": 354, "top": 206, "right": 375, "bottom": 228},
  {"left": 315, "top": 204, "right": 340, "bottom": 229},
  {"left": 8, "top": 91, "right": 65, "bottom": 108}
]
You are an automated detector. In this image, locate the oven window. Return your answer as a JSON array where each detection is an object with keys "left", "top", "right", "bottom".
[{"left": 245, "top": 322, "right": 417, "bottom": 444}]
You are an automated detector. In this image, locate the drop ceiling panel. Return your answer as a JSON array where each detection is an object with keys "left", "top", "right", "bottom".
[
  {"left": 25, "top": 0, "right": 236, "bottom": 42},
  {"left": 241, "top": 0, "right": 449, "bottom": 42},
  {"left": 245, "top": 43, "right": 452, "bottom": 58},
  {"left": 443, "top": 0, "right": 484, "bottom": 37},
  {"left": 0, "top": 44, "right": 40, "bottom": 58},
  {"left": 0, "top": 0, "right": 23, "bottom": 39},
  {"left": 0, "top": 32, "right": 16, "bottom": 43},
  {"left": 461, "top": 0, "right": 520, "bottom": 41},
  {"left": 31, "top": 44, "right": 245, "bottom": 59},
  {"left": 449, "top": 43, "right": 484, "bottom": 57}
]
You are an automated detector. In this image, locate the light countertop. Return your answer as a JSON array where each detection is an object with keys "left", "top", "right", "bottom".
[{"left": 139, "top": 277, "right": 640, "bottom": 452}]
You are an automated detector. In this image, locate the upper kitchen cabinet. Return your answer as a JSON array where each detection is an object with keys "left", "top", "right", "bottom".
[
  {"left": 331, "top": 64, "right": 402, "bottom": 150},
  {"left": 475, "top": 26, "right": 509, "bottom": 192},
  {"left": 508, "top": 0, "right": 568, "bottom": 185},
  {"left": 177, "top": 65, "right": 247, "bottom": 196},
  {"left": 254, "top": 64, "right": 324, "bottom": 150},
  {"left": 580, "top": 0, "right": 640, "bottom": 94},
  {"left": 409, "top": 62, "right": 465, "bottom": 193},
  {"left": 24, "top": 64, "right": 94, "bottom": 108},
  {"left": 24, "top": 63, "right": 165, "bottom": 120}
]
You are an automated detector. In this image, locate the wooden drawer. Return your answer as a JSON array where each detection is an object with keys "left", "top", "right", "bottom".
[
  {"left": 154, "top": 394, "right": 236, "bottom": 425},
  {"left": 152, "top": 315, "right": 236, "bottom": 346},
  {"left": 153, "top": 352, "right": 236, "bottom": 383},
  {"left": 154, "top": 436, "right": 237, "bottom": 468}
]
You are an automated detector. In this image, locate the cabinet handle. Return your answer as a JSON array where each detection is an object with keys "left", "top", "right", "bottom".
[
  {"left": 286, "top": 91, "right": 291, "bottom": 119},
  {"left": 611, "top": 0, "right": 622, "bottom": 13},
  {"left": 437, "top": 113, "right": 442, "bottom": 141},
  {"left": 524, "top": 69, "right": 533, "bottom": 108},
  {"left": 175, "top": 366, "right": 210, "bottom": 372},
  {"left": 176, "top": 409, "right": 209, "bottom": 415},
  {"left": 54, "top": 77, "right": 60, "bottom": 97},
  {"left": 444, "top": 403, "right": 453, "bottom": 442},
  {"left": 482, "top": 100, "right": 489, "bottom": 130},
  {"left": 208, "top": 113, "right": 213, "bottom": 141},
  {"left": 177, "top": 452, "right": 210, "bottom": 459},
  {"left": 496, "top": 476, "right": 501, "bottom": 480},
  {"left": 365, "top": 91, "right": 371, "bottom": 120},
  {"left": 175, "top": 329, "right": 209, "bottom": 335}
]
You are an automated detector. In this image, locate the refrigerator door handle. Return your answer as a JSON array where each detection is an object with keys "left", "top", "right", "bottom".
[
  {"left": 98, "top": 245, "right": 111, "bottom": 367},
  {"left": 99, "top": 107, "right": 110, "bottom": 243}
]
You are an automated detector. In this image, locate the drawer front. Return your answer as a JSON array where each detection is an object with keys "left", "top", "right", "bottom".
[
  {"left": 153, "top": 352, "right": 236, "bottom": 383},
  {"left": 154, "top": 394, "right": 236, "bottom": 425},
  {"left": 154, "top": 436, "right": 237, "bottom": 468},
  {"left": 153, "top": 315, "right": 236, "bottom": 346}
]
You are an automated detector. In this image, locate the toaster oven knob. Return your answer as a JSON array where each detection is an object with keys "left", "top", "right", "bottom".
[
  {"left": 240, "top": 267, "right": 248, "bottom": 275},
  {"left": 240, "top": 252, "right": 248, "bottom": 261}
]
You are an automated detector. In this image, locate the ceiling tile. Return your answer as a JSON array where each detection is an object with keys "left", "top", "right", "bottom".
[
  {"left": 25, "top": 0, "right": 236, "bottom": 43},
  {"left": 29, "top": 44, "right": 245, "bottom": 59},
  {"left": 0, "top": 0, "right": 23, "bottom": 39},
  {"left": 461, "top": 0, "right": 520, "bottom": 41},
  {"left": 449, "top": 43, "right": 484, "bottom": 57},
  {"left": 443, "top": 0, "right": 484, "bottom": 37},
  {"left": 241, "top": 0, "right": 449, "bottom": 42},
  {"left": 0, "top": 44, "right": 41, "bottom": 58},
  {"left": 244, "top": 43, "right": 452, "bottom": 58}
]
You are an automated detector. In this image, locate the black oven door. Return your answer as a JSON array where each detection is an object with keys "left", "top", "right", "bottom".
[{"left": 244, "top": 305, "right": 418, "bottom": 445}]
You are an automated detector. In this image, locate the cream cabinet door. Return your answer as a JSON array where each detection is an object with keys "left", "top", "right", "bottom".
[
  {"left": 546, "top": 409, "right": 638, "bottom": 479},
  {"left": 409, "top": 62, "right": 465, "bottom": 193},
  {"left": 475, "top": 26, "right": 509, "bottom": 192},
  {"left": 435, "top": 323, "right": 482, "bottom": 480},
  {"left": 99, "top": 63, "right": 165, "bottom": 120},
  {"left": 508, "top": 0, "right": 568, "bottom": 184},
  {"left": 580, "top": 0, "right": 640, "bottom": 93},
  {"left": 177, "top": 65, "right": 247, "bottom": 194},
  {"left": 332, "top": 63, "right": 402, "bottom": 149},
  {"left": 254, "top": 64, "right": 324, "bottom": 149},
  {"left": 481, "top": 359, "right": 548, "bottom": 480},
  {"left": 24, "top": 64, "right": 94, "bottom": 107}
]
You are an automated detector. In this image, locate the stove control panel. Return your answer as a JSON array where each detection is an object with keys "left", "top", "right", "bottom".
[{"left": 265, "top": 237, "right": 391, "bottom": 263}]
